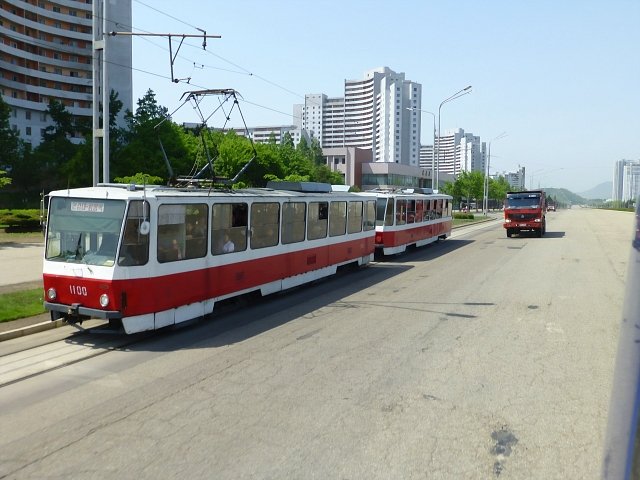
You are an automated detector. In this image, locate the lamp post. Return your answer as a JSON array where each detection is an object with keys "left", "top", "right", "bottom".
[
  {"left": 437, "top": 85, "right": 472, "bottom": 190},
  {"left": 407, "top": 107, "right": 436, "bottom": 190},
  {"left": 483, "top": 132, "right": 507, "bottom": 215}
]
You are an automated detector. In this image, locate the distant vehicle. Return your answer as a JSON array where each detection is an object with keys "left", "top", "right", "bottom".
[
  {"left": 360, "top": 189, "right": 453, "bottom": 255},
  {"left": 503, "top": 190, "right": 546, "bottom": 238},
  {"left": 547, "top": 204, "right": 556, "bottom": 212},
  {"left": 601, "top": 199, "right": 640, "bottom": 478}
]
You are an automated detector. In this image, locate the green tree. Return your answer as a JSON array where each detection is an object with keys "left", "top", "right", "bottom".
[
  {"left": 455, "top": 171, "right": 484, "bottom": 209},
  {"left": 114, "top": 90, "right": 191, "bottom": 183},
  {"left": 309, "top": 137, "right": 324, "bottom": 165},
  {"left": 296, "top": 136, "right": 310, "bottom": 157},
  {"left": 0, "top": 169, "right": 11, "bottom": 188},
  {"left": 488, "top": 175, "right": 510, "bottom": 209},
  {"left": 0, "top": 96, "right": 20, "bottom": 172},
  {"left": 281, "top": 131, "right": 294, "bottom": 148},
  {"left": 28, "top": 99, "right": 84, "bottom": 193}
]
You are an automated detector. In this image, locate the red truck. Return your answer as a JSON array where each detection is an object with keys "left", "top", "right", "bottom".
[{"left": 503, "top": 190, "right": 546, "bottom": 238}]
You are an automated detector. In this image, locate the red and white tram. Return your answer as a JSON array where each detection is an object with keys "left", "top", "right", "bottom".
[
  {"left": 43, "top": 182, "right": 376, "bottom": 334},
  {"left": 364, "top": 189, "right": 453, "bottom": 256}
]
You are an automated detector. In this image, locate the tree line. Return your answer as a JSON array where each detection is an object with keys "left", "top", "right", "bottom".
[
  {"left": 441, "top": 170, "right": 513, "bottom": 211},
  {"left": 0, "top": 90, "right": 343, "bottom": 208}
]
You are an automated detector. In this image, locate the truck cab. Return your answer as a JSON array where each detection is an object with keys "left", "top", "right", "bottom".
[{"left": 503, "top": 190, "right": 546, "bottom": 238}]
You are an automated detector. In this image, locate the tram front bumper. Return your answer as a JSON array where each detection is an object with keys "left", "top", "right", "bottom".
[{"left": 44, "top": 301, "right": 122, "bottom": 321}]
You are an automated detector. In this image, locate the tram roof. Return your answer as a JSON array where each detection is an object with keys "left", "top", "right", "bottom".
[{"left": 47, "top": 183, "right": 356, "bottom": 201}]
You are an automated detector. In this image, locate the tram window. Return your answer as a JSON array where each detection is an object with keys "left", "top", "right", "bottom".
[
  {"left": 212, "top": 203, "right": 247, "bottom": 255},
  {"left": 347, "top": 201, "right": 363, "bottom": 234},
  {"left": 375, "top": 198, "right": 386, "bottom": 227},
  {"left": 308, "top": 202, "right": 328, "bottom": 240},
  {"left": 415, "top": 200, "right": 424, "bottom": 223},
  {"left": 383, "top": 198, "right": 394, "bottom": 226},
  {"left": 118, "top": 200, "right": 150, "bottom": 266},
  {"left": 184, "top": 204, "right": 207, "bottom": 260},
  {"left": 396, "top": 199, "right": 407, "bottom": 225},
  {"left": 447, "top": 199, "right": 452, "bottom": 217},
  {"left": 428, "top": 200, "right": 436, "bottom": 220},
  {"left": 45, "top": 197, "right": 125, "bottom": 265},
  {"left": 251, "top": 202, "right": 279, "bottom": 249},
  {"left": 282, "top": 202, "right": 306, "bottom": 244},
  {"left": 158, "top": 204, "right": 185, "bottom": 263},
  {"left": 364, "top": 200, "right": 376, "bottom": 231},
  {"left": 407, "top": 200, "right": 416, "bottom": 224},
  {"left": 329, "top": 201, "right": 347, "bottom": 237},
  {"left": 436, "top": 199, "right": 443, "bottom": 218}
]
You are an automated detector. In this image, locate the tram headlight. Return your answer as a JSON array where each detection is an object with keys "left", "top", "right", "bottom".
[
  {"left": 47, "top": 288, "right": 57, "bottom": 301},
  {"left": 99, "top": 294, "right": 110, "bottom": 308}
]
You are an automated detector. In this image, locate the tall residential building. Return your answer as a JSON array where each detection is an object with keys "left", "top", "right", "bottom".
[
  {"left": 0, "top": 0, "right": 132, "bottom": 147},
  {"left": 434, "top": 128, "right": 485, "bottom": 175},
  {"left": 503, "top": 166, "right": 526, "bottom": 190},
  {"left": 612, "top": 159, "right": 640, "bottom": 202},
  {"left": 294, "top": 67, "right": 422, "bottom": 166},
  {"left": 293, "top": 94, "right": 344, "bottom": 147}
]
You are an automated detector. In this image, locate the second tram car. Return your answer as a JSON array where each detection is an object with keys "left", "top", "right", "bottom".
[
  {"left": 43, "top": 182, "right": 376, "bottom": 334},
  {"left": 366, "top": 189, "right": 453, "bottom": 256}
]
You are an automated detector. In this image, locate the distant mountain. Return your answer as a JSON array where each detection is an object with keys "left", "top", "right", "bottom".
[
  {"left": 543, "top": 188, "right": 587, "bottom": 206},
  {"left": 578, "top": 182, "right": 612, "bottom": 200}
]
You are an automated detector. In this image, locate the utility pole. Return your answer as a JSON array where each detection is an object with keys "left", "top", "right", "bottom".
[{"left": 92, "top": 1, "right": 220, "bottom": 186}]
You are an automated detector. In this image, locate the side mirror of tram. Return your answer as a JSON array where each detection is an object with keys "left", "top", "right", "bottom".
[{"left": 139, "top": 220, "right": 150, "bottom": 235}]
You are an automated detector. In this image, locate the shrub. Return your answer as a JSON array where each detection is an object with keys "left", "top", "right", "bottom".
[
  {"left": 453, "top": 213, "right": 475, "bottom": 220},
  {"left": 0, "top": 209, "right": 43, "bottom": 232}
]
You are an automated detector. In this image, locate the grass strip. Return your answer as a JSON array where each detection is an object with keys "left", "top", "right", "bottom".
[{"left": 0, "top": 288, "right": 46, "bottom": 323}]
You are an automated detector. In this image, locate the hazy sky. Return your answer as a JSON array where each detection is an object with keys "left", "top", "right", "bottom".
[{"left": 126, "top": 0, "right": 640, "bottom": 193}]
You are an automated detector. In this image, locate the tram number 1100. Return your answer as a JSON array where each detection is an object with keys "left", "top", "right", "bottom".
[{"left": 69, "top": 285, "right": 88, "bottom": 296}]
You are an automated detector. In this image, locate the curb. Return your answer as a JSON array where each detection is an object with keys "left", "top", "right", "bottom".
[{"left": 0, "top": 319, "right": 66, "bottom": 342}]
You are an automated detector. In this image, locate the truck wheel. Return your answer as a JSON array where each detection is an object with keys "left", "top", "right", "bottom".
[{"left": 506, "top": 229, "right": 512, "bottom": 238}]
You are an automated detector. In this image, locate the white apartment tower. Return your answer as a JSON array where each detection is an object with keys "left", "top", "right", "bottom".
[
  {"left": 435, "top": 128, "right": 485, "bottom": 175},
  {"left": 347, "top": 67, "right": 421, "bottom": 165},
  {"left": 612, "top": 159, "right": 640, "bottom": 202},
  {"left": 294, "top": 94, "right": 344, "bottom": 147},
  {"left": 295, "top": 67, "right": 422, "bottom": 166},
  {"left": 0, "top": 0, "right": 132, "bottom": 146}
]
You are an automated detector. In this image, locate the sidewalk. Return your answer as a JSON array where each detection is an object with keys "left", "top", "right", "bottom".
[{"left": 0, "top": 240, "right": 53, "bottom": 342}]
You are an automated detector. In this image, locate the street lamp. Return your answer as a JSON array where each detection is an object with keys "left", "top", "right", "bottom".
[
  {"left": 407, "top": 107, "right": 436, "bottom": 190},
  {"left": 437, "top": 85, "right": 472, "bottom": 189},
  {"left": 483, "top": 132, "right": 507, "bottom": 215}
]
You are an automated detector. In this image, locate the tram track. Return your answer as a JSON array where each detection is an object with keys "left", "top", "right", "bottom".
[{"left": 0, "top": 328, "right": 155, "bottom": 388}]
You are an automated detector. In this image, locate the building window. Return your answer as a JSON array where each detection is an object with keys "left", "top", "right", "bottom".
[{"left": 26, "top": 127, "right": 32, "bottom": 136}]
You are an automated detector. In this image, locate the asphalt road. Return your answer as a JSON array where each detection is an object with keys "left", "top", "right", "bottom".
[{"left": 0, "top": 208, "right": 633, "bottom": 479}]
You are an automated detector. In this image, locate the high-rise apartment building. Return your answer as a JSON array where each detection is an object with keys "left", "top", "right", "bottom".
[
  {"left": 612, "top": 159, "right": 640, "bottom": 202},
  {"left": 501, "top": 166, "right": 526, "bottom": 190},
  {"left": 434, "top": 128, "right": 485, "bottom": 175},
  {"left": 295, "top": 67, "right": 422, "bottom": 166},
  {"left": 293, "top": 94, "right": 344, "bottom": 147},
  {"left": 0, "top": 0, "right": 132, "bottom": 147}
]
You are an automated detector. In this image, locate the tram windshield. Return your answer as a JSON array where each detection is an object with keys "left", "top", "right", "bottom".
[{"left": 45, "top": 197, "right": 126, "bottom": 266}]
